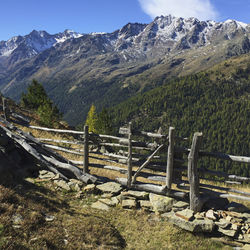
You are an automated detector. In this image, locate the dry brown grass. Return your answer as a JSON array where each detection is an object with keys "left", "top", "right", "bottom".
[{"left": 0, "top": 172, "right": 228, "bottom": 250}]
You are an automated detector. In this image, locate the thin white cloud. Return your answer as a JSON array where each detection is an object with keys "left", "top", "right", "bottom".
[{"left": 138, "top": 0, "right": 218, "bottom": 21}]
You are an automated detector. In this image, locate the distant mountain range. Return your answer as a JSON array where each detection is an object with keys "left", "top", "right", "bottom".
[{"left": 1, "top": 15, "right": 250, "bottom": 125}]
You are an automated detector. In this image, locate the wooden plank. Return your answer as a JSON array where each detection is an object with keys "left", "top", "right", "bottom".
[
  {"left": 83, "top": 125, "right": 89, "bottom": 173},
  {"left": 199, "top": 151, "right": 250, "bottom": 164},
  {"left": 119, "top": 127, "right": 188, "bottom": 140},
  {"left": 132, "top": 144, "right": 164, "bottom": 184},
  {"left": 93, "top": 133, "right": 121, "bottom": 141},
  {"left": 175, "top": 147, "right": 250, "bottom": 164},
  {"left": 188, "top": 132, "right": 203, "bottom": 213},
  {"left": 166, "top": 127, "right": 175, "bottom": 191},
  {"left": 29, "top": 125, "right": 85, "bottom": 135},
  {"left": 119, "top": 138, "right": 158, "bottom": 149},
  {"left": 116, "top": 178, "right": 187, "bottom": 199},
  {"left": 219, "top": 193, "right": 250, "bottom": 202},
  {"left": 43, "top": 144, "right": 83, "bottom": 155},
  {"left": 37, "top": 138, "right": 83, "bottom": 145}
]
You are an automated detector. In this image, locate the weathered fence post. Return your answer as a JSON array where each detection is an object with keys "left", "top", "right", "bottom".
[
  {"left": 188, "top": 132, "right": 203, "bottom": 212},
  {"left": 127, "top": 122, "right": 132, "bottom": 188},
  {"left": 166, "top": 127, "right": 175, "bottom": 193},
  {"left": 83, "top": 125, "right": 89, "bottom": 173}
]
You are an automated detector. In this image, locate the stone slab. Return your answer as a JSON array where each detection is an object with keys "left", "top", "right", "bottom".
[
  {"left": 149, "top": 193, "right": 175, "bottom": 214},
  {"left": 96, "top": 182, "right": 123, "bottom": 195},
  {"left": 122, "top": 199, "right": 137, "bottom": 209},
  {"left": 91, "top": 201, "right": 110, "bottom": 211}
]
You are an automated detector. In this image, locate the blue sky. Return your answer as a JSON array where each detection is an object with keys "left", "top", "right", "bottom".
[{"left": 1, "top": 0, "right": 250, "bottom": 41}]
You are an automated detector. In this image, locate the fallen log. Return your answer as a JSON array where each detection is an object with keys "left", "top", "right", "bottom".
[
  {"left": 0, "top": 121, "right": 97, "bottom": 184},
  {"left": 116, "top": 178, "right": 187, "bottom": 199},
  {"left": 43, "top": 156, "right": 97, "bottom": 183}
]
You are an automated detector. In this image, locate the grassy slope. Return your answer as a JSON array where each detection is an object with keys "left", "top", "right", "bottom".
[{"left": 0, "top": 172, "right": 227, "bottom": 250}]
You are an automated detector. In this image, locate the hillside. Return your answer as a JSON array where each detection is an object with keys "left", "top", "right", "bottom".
[
  {"left": 109, "top": 55, "right": 250, "bottom": 177},
  {"left": 0, "top": 103, "right": 231, "bottom": 249},
  {"left": 1, "top": 15, "right": 250, "bottom": 125}
]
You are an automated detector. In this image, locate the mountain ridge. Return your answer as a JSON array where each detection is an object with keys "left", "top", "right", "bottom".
[{"left": 0, "top": 15, "right": 250, "bottom": 125}]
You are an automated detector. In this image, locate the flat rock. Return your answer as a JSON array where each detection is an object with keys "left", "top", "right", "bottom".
[
  {"left": 99, "top": 198, "right": 117, "bottom": 207},
  {"left": 101, "top": 193, "right": 113, "bottom": 199},
  {"left": 231, "top": 223, "right": 240, "bottom": 231},
  {"left": 205, "top": 209, "right": 218, "bottom": 221},
  {"left": 243, "top": 234, "right": 250, "bottom": 244},
  {"left": 139, "top": 200, "right": 153, "bottom": 210},
  {"left": 96, "top": 182, "right": 122, "bottom": 195},
  {"left": 194, "top": 212, "right": 205, "bottom": 220},
  {"left": 215, "top": 219, "right": 231, "bottom": 229},
  {"left": 68, "top": 182, "right": 81, "bottom": 192},
  {"left": 54, "top": 180, "right": 71, "bottom": 191},
  {"left": 91, "top": 201, "right": 110, "bottom": 211},
  {"left": 122, "top": 199, "right": 137, "bottom": 209},
  {"left": 173, "top": 201, "right": 189, "bottom": 209},
  {"left": 218, "top": 227, "right": 237, "bottom": 237},
  {"left": 149, "top": 193, "right": 175, "bottom": 214},
  {"left": 111, "top": 196, "right": 120, "bottom": 206},
  {"left": 226, "top": 202, "right": 249, "bottom": 213},
  {"left": 175, "top": 209, "right": 194, "bottom": 221},
  {"left": 242, "top": 244, "right": 250, "bottom": 250},
  {"left": 69, "top": 179, "right": 84, "bottom": 187},
  {"left": 83, "top": 184, "right": 96, "bottom": 193},
  {"left": 226, "top": 211, "right": 246, "bottom": 219},
  {"left": 162, "top": 212, "right": 214, "bottom": 233},
  {"left": 39, "top": 170, "right": 55, "bottom": 180},
  {"left": 121, "top": 190, "right": 149, "bottom": 200}
]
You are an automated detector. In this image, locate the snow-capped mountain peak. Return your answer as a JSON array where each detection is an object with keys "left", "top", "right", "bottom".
[{"left": 0, "top": 29, "right": 83, "bottom": 58}]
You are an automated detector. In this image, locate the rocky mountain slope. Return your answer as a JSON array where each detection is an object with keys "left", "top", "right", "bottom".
[{"left": 1, "top": 15, "right": 250, "bottom": 125}]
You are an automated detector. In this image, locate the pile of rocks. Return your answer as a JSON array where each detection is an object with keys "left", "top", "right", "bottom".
[
  {"left": 38, "top": 171, "right": 250, "bottom": 247},
  {"left": 38, "top": 170, "right": 84, "bottom": 192}
]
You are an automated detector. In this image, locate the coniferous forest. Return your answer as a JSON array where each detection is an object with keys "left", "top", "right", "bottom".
[{"left": 108, "top": 63, "right": 250, "bottom": 177}]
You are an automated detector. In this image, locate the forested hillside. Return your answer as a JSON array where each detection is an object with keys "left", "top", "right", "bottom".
[{"left": 109, "top": 59, "right": 250, "bottom": 177}]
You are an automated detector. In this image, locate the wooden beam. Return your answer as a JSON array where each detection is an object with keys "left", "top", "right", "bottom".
[
  {"left": 166, "top": 127, "right": 175, "bottom": 191},
  {"left": 188, "top": 132, "right": 203, "bottom": 213},
  {"left": 37, "top": 138, "right": 83, "bottom": 145},
  {"left": 43, "top": 144, "right": 83, "bottom": 155},
  {"left": 29, "top": 125, "right": 85, "bottom": 135},
  {"left": 83, "top": 125, "right": 89, "bottom": 173},
  {"left": 175, "top": 147, "right": 250, "bottom": 164},
  {"left": 132, "top": 144, "right": 164, "bottom": 184},
  {"left": 116, "top": 178, "right": 187, "bottom": 199}
]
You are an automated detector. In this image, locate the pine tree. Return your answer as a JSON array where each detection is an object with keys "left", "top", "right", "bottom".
[
  {"left": 21, "top": 79, "right": 48, "bottom": 110},
  {"left": 21, "top": 79, "right": 61, "bottom": 126},
  {"left": 97, "top": 108, "right": 113, "bottom": 134},
  {"left": 85, "top": 104, "right": 98, "bottom": 133}
]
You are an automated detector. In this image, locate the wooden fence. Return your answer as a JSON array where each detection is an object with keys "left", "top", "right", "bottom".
[
  {"left": 28, "top": 122, "right": 250, "bottom": 213},
  {"left": 0, "top": 98, "right": 249, "bottom": 212}
]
